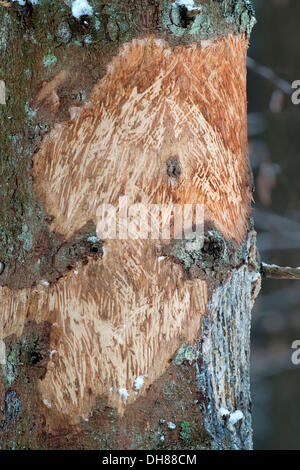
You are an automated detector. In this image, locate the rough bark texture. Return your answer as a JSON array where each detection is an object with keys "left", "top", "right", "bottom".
[
  {"left": 198, "top": 231, "right": 261, "bottom": 450},
  {"left": 0, "top": 0, "right": 259, "bottom": 450}
]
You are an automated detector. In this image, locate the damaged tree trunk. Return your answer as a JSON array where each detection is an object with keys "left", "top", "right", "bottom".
[{"left": 0, "top": 0, "right": 260, "bottom": 450}]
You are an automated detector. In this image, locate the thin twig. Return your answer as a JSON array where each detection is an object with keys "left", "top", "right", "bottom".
[
  {"left": 261, "top": 262, "right": 300, "bottom": 280},
  {"left": 247, "top": 57, "right": 292, "bottom": 95}
]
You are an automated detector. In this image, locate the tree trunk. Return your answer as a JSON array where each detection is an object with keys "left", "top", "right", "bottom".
[{"left": 0, "top": 0, "right": 259, "bottom": 450}]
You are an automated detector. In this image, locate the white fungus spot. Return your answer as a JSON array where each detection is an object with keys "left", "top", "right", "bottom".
[
  {"left": 134, "top": 375, "right": 146, "bottom": 390},
  {"left": 228, "top": 410, "right": 244, "bottom": 425},
  {"left": 118, "top": 388, "right": 129, "bottom": 403},
  {"left": 71, "top": 0, "right": 93, "bottom": 19},
  {"left": 219, "top": 407, "right": 230, "bottom": 418},
  {"left": 157, "top": 256, "right": 166, "bottom": 263},
  {"left": 175, "top": 0, "right": 197, "bottom": 11}
]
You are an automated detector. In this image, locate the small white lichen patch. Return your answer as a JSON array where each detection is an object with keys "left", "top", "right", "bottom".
[
  {"left": 134, "top": 375, "right": 146, "bottom": 391},
  {"left": 84, "top": 34, "right": 93, "bottom": 44},
  {"left": 118, "top": 388, "right": 129, "bottom": 403},
  {"left": 71, "top": 0, "right": 93, "bottom": 18},
  {"left": 43, "top": 54, "right": 57, "bottom": 68},
  {"left": 25, "top": 102, "right": 37, "bottom": 121},
  {"left": 87, "top": 236, "right": 99, "bottom": 243},
  {"left": 157, "top": 256, "right": 166, "bottom": 263},
  {"left": 167, "top": 422, "right": 176, "bottom": 430}
]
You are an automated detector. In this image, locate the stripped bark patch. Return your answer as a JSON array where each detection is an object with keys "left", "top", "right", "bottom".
[{"left": 33, "top": 35, "right": 251, "bottom": 244}]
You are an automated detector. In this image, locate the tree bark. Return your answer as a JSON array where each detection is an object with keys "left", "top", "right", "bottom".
[{"left": 0, "top": 0, "right": 259, "bottom": 450}]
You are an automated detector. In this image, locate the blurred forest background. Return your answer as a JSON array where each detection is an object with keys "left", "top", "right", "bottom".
[{"left": 248, "top": 0, "right": 300, "bottom": 450}]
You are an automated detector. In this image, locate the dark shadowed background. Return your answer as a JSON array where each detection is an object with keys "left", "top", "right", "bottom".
[{"left": 248, "top": 0, "right": 300, "bottom": 450}]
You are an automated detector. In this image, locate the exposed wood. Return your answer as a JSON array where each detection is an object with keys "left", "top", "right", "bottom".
[{"left": 33, "top": 35, "right": 251, "bottom": 245}]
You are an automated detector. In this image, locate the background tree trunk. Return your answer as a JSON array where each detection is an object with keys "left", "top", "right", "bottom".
[{"left": 0, "top": 0, "right": 259, "bottom": 450}]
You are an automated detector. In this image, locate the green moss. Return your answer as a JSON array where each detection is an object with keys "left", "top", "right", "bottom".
[{"left": 180, "top": 421, "right": 192, "bottom": 443}]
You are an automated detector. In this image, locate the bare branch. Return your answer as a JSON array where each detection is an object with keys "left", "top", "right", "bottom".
[
  {"left": 247, "top": 56, "right": 292, "bottom": 95},
  {"left": 261, "top": 262, "right": 300, "bottom": 280}
]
